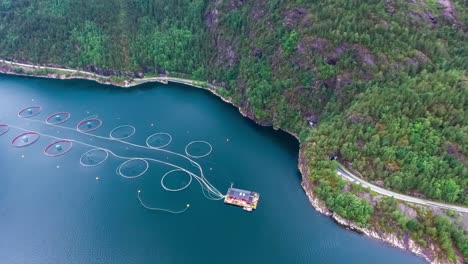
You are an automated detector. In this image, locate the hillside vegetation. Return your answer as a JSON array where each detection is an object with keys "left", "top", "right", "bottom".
[{"left": 0, "top": 0, "right": 467, "bottom": 261}]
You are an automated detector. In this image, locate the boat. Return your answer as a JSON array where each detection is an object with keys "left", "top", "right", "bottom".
[{"left": 243, "top": 207, "right": 253, "bottom": 212}]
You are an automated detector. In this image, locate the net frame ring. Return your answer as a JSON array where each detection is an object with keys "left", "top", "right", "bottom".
[
  {"left": 0, "top": 124, "right": 9, "bottom": 136},
  {"left": 109, "top": 125, "right": 136, "bottom": 140},
  {"left": 117, "top": 158, "right": 149, "bottom": 179},
  {"left": 11, "top": 131, "right": 40, "bottom": 147},
  {"left": 44, "top": 139, "right": 73, "bottom": 157},
  {"left": 18, "top": 106, "right": 42, "bottom": 118},
  {"left": 45, "top": 112, "right": 71, "bottom": 125},
  {"left": 160, "top": 169, "right": 193, "bottom": 192},
  {"left": 77, "top": 118, "right": 103, "bottom": 133},
  {"left": 80, "top": 148, "right": 109, "bottom": 167},
  {"left": 146, "top": 132, "right": 173, "bottom": 149},
  {"left": 184, "top": 141, "right": 213, "bottom": 158}
]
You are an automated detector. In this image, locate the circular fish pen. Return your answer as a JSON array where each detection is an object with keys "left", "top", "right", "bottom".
[
  {"left": 185, "top": 141, "right": 213, "bottom": 158},
  {"left": 109, "top": 125, "right": 136, "bottom": 140},
  {"left": 44, "top": 140, "right": 73, "bottom": 157},
  {"left": 11, "top": 132, "right": 40, "bottom": 147},
  {"left": 8, "top": 109, "right": 227, "bottom": 212},
  {"left": 161, "top": 169, "right": 193, "bottom": 192},
  {"left": 146, "top": 133, "right": 172, "bottom": 149},
  {"left": 80, "top": 149, "right": 109, "bottom": 167},
  {"left": 45, "top": 112, "right": 71, "bottom": 125},
  {"left": 77, "top": 118, "right": 102, "bottom": 133},
  {"left": 18, "top": 106, "right": 42, "bottom": 118},
  {"left": 116, "top": 158, "right": 149, "bottom": 179},
  {"left": 0, "top": 124, "right": 9, "bottom": 136}
]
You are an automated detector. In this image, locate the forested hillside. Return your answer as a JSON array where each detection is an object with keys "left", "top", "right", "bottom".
[{"left": 0, "top": 0, "right": 467, "bottom": 261}]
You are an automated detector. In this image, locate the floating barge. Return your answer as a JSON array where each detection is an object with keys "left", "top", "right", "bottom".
[{"left": 224, "top": 187, "right": 260, "bottom": 212}]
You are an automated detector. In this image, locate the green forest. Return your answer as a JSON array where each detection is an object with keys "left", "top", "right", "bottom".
[{"left": 0, "top": 0, "right": 466, "bottom": 261}]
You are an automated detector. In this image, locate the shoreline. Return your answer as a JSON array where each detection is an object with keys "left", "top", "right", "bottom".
[
  {"left": 0, "top": 60, "right": 454, "bottom": 264},
  {"left": 298, "top": 148, "right": 449, "bottom": 264}
]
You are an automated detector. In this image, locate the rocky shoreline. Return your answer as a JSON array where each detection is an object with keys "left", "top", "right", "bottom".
[
  {"left": 0, "top": 61, "right": 458, "bottom": 264},
  {"left": 298, "top": 147, "right": 459, "bottom": 264}
]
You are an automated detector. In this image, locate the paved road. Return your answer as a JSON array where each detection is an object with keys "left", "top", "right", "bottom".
[
  {"left": 0, "top": 59, "right": 213, "bottom": 89},
  {"left": 337, "top": 165, "right": 468, "bottom": 214},
  {"left": 0, "top": 59, "right": 98, "bottom": 75}
]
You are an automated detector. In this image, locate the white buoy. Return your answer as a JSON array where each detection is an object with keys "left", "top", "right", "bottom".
[
  {"left": 138, "top": 190, "right": 141, "bottom": 193},
  {"left": 227, "top": 138, "right": 229, "bottom": 142},
  {"left": 187, "top": 204, "right": 190, "bottom": 207},
  {"left": 21, "top": 155, "right": 25, "bottom": 158},
  {"left": 96, "top": 177, "right": 99, "bottom": 180},
  {"left": 150, "top": 123, "right": 154, "bottom": 127},
  {"left": 56, "top": 165, "right": 60, "bottom": 168}
]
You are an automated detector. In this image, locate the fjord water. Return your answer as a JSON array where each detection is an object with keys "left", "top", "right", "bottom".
[{"left": 0, "top": 74, "right": 424, "bottom": 264}]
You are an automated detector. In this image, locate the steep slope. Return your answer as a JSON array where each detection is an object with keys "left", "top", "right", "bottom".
[{"left": 0, "top": 0, "right": 467, "bottom": 262}]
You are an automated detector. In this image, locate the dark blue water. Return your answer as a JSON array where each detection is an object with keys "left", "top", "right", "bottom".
[{"left": 0, "top": 74, "right": 425, "bottom": 264}]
